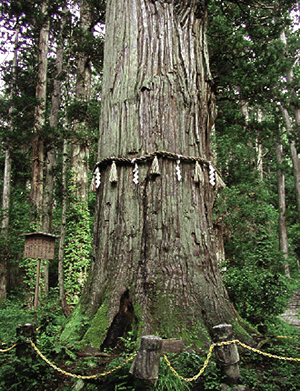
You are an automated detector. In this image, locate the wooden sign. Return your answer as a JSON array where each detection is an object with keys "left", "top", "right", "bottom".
[{"left": 21, "top": 232, "right": 58, "bottom": 260}]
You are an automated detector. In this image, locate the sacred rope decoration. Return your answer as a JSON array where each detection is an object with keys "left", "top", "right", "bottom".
[{"left": 93, "top": 150, "right": 225, "bottom": 189}]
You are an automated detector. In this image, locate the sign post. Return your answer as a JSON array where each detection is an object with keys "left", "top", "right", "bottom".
[{"left": 21, "top": 232, "right": 58, "bottom": 311}]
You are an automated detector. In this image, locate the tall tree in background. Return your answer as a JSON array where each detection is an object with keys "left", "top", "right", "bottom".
[
  {"left": 1, "top": 30, "right": 18, "bottom": 240},
  {"left": 70, "top": 0, "right": 92, "bottom": 202},
  {"left": 42, "top": 5, "right": 68, "bottom": 295},
  {"left": 280, "top": 31, "right": 300, "bottom": 227},
  {"left": 276, "top": 130, "right": 290, "bottom": 277},
  {"left": 0, "top": 29, "right": 19, "bottom": 302},
  {"left": 63, "top": 0, "right": 104, "bottom": 305},
  {"left": 202, "top": 0, "right": 298, "bottom": 321},
  {"left": 30, "top": 0, "right": 49, "bottom": 226}
]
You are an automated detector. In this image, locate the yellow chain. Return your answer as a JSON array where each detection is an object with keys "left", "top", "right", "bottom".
[
  {"left": 163, "top": 343, "right": 215, "bottom": 382},
  {"left": 0, "top": 344, "right": 17, "bottom": 353},
  {"left": 237, "top": 341, "right": 300, "bottom": 362},
  {"left": 276, "top": 335, "right": 298, "bottom": 340},
  {"left": 164, "top": 339, "right": 300, "bottom": 383},
  {"left": 3, "top": 335, "right": 300, "bottom": 382},
  {"left": 30, "top": 340, "right": 137, "bottom": 379}
]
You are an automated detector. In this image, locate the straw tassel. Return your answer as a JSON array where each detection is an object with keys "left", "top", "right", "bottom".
[
  {"left": 216, "top": 172, "right": 226, "bottom": 189},
  {"left": 150, "top": 155, "right": 160, "bottom": 176},
  {"left": 132, "top": 158, "right": 139, "bottom": 184},
  {"left": 209, "top": 161, "right": 216, "bottom": 186},
  {"left": 94, "top": 166, "right": 101, "bottom": 189},
  {"left": 109, "top": 161, "right": 118, "bottom": 183},
  {"left": 176, "top": 155, "right": 182, "bottom": 181},
  {"left": 194, "top": 161, "right": 204, "bottom": 184}
]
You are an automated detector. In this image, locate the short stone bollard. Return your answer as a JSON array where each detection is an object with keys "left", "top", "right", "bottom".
[
  {"left": 213, "top": 324, "right": 240, "bottom": 385},
  {"left": 16, "top": 323, "right": 36, "bottom": 359},
  {"left": 130, "top": 335, "right": 163, "bottom": 381}
]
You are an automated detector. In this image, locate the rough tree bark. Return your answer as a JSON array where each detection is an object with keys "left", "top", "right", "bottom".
[
  {"left": 0, "top": 30, "right": 19, "bottom": 302},
  {"left": 280, "top": 31, "right": 300, "bottom": 228},
  {"left": 276, "top": 135, "right": 290, "bottom": 277},
  {"left": 58, "top": 139, "right": 71, "bottom": 317},
  {"left": 1, "top": 28, "right": 17, "bottom": 237},
  {"left": 62, "top": 0, "right": 252, "bottom": 349},
  {"left": 42, "top": 7, "right": 67, "bottom": 295},
  {"left": 30, "top": 0, "right": 49, "bottom": 225},
  {"left": 71, "top": 0, "right": 92, "bottom": 202},
  {"left": 281, "top": 106, "right": 300, "bottom": 224},
  {"left": 255, "top": 109, "right": 264, "bottom": 181}
]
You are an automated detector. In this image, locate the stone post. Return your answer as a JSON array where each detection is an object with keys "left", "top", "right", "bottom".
[
  {"left": 213, "top": 324, "right": 240, "bottom": 385},
  {"left": 130, "top": 335, "right": 162, "bottom": 381},
  {"left": 16, "top": 323, "right": 36, "bottom": 359}
]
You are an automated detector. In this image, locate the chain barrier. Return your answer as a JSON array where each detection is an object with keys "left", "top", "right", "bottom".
[
  {"left": 276, "top": 335, "right": 299, "bottom": 340},
  {"left": 0, "top": 343, "right": 17, "bottom": 353},
  {"left": 30, "top": 340, "right": 137, "bottom": 379},
  {"left": 2, "top": 335, "right": 300, "bottom": 382},
  {"left": 163, "top": 339, "right": 300, "bottom": 383},
  {"left": 164, "top": 343, "right": 215, "bottom": 383},
  {"left": 237, "top": 340, "right": 300, "bottom": 362}
]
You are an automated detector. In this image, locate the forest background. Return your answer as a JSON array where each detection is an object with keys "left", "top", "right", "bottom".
[{"left": 1, "top": 0, "right": 300, "bottom": 390}]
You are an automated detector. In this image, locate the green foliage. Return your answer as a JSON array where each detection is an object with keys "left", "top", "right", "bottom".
[
  {"left": 64, "top": 169, "right": 92, "bottom": 305},
  {"left": 118, "top": 331, "right": 138, "bottom": 353},
  {"left": 0, "top": 296, "right": 33, "bottom": 344},
  {"left": 216, "top": 181, "right": 283, "bottom": 268},
  {"left": 224, "top": 267, "right": 290, "bottom": 323},
  {"left": 0, "top": 290, "right": 68, "bottom": 391},
  {"left": 238, "top": 325, "right": 300, "bottom": 391},
  {"left": 155, "top": 358, "right": 191, "bottom": 391}
]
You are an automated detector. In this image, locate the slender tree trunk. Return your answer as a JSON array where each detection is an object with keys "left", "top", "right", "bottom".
[
  {"left": 256, "top": 140, "right": 263, "bottom": 180},
  {"left": 42, "top": 8, "right": 66, "bottom": 294},
  {"left": 1, "top": 30, "right": 18, "bottom": 238},
  {"left": 1, "top": 152, "right": 12, "bottom": 240},
  {"left": 240, "top": 101, "right": 264, "bottom": 180},
  {"left": 0, "top": 30, "right": 19, "bottom": 302},
  {"left": 42, "top": 149, "right": 56, "bottom": 294},
  {"left": 58, "top": 139, "right": 71, "bottom": 317},
  {"left": 276, "top": 135, "right": 290, "bottom": 277},
  {"left": 71, "top": 0, "right": 92, "bottom": 202},
  {"left": 61, "top": 0, "right": 253, "bottom": 349},
  {"left": 64, "top": 0, "right": 93, "bottom": 305},
  {"left": 281, "top": 107, "right": 300, "bottom": 224},
  {"left": 294, "top": 107, "right": 300, "bottom": 128},
  {"left": 0, "top": 148, "right": 12, "bottom": 302},
  {"left": 256, "top": 109, "right": 263, "bottom": 180},
  {"left": 30, "top": 1, "right": 49, "bottom": 227},
  {"left": 280, "top": 30, "right": 300, "bottom": 228}
]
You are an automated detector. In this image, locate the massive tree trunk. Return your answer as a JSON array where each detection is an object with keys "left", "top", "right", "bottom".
[{"left": 62, "top": 0, "right": 252, "bottom": 349}]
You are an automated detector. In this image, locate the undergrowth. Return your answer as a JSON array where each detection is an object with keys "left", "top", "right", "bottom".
[{"left": 1, "top": 289, "right": 300, "bottom": 390}]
